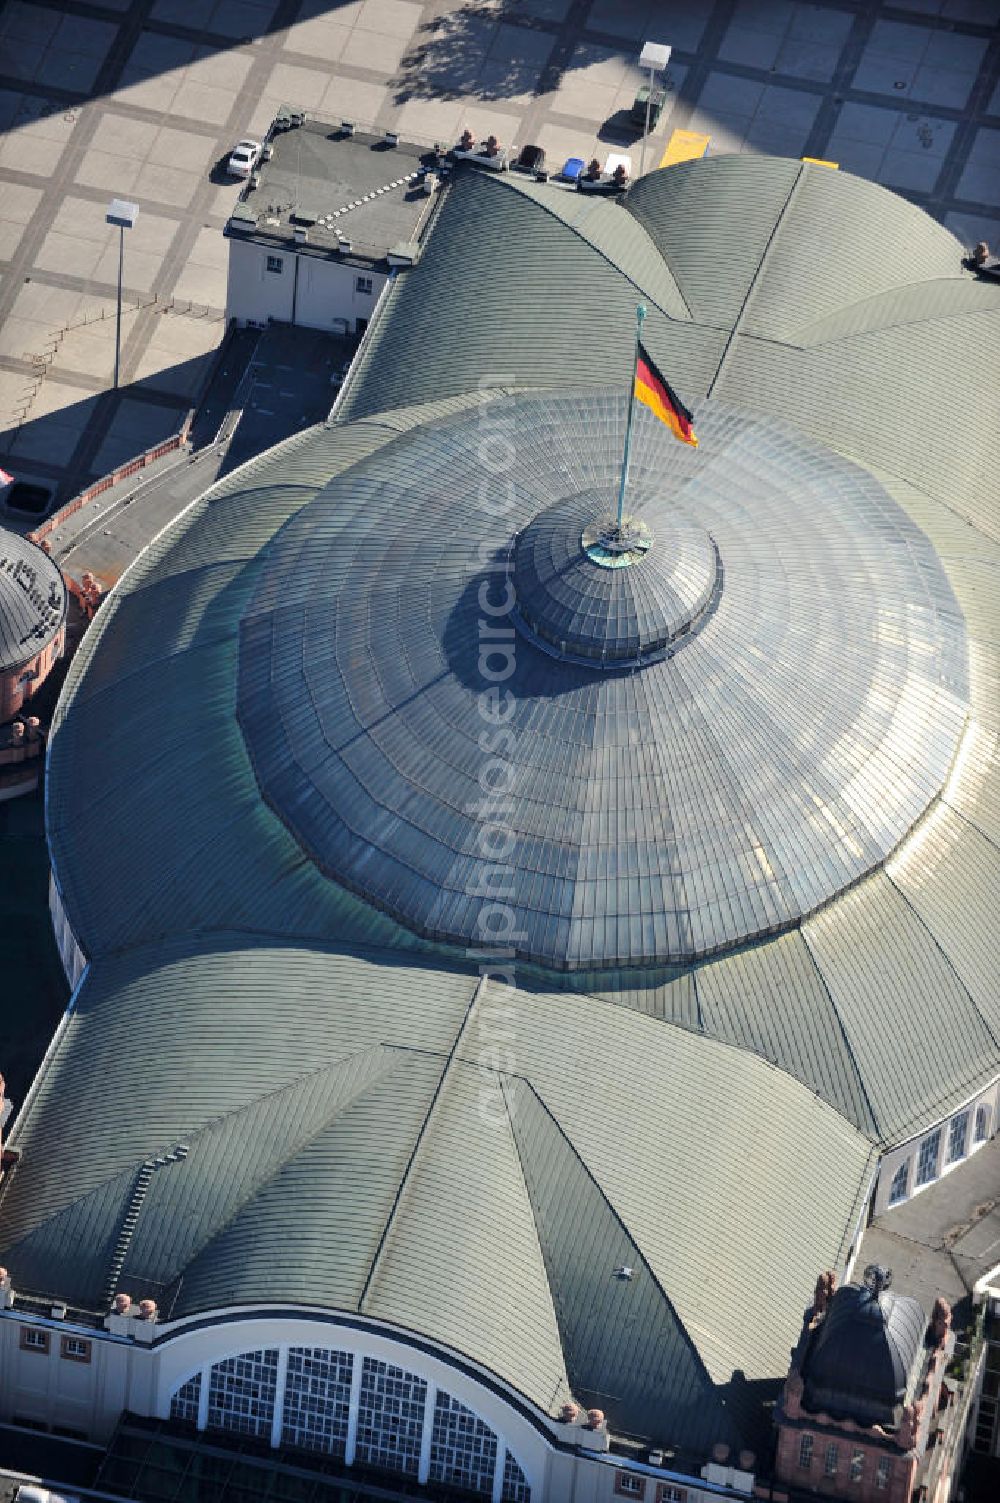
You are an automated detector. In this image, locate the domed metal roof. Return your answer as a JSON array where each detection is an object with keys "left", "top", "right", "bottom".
[
  {"left": 803, "top": 1280, "right": 927, "bottom": 1427},
  {"left": 236, "top": 392, "right": 969, "bottom": 972},
  {"left": 512, "top": 491, "right": 719, "bottom": 666},
  {"left": 0, "top": 527, "right": 66, "bottom": 673}
]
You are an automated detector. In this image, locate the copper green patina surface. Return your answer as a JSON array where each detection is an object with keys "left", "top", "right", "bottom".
[{"left": 3, "top": 158, "right": 1000, "bottom": 1459}]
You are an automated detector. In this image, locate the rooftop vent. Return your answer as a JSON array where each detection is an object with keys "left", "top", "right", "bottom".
[
  {"left": 383, "top": 130, "right": 399, "bottom": 147},
  {"left": 336, "top": 238, "right": 352, "bottom": 254},
  {"left": 341, "top": 120, "right": 355, "bottom": 137},
  {"left": 291, "top": 206, "right": 318, "bottom": 226},
  {"left": 614, "top": 1265, "right": 633, "bottom": 1281}
]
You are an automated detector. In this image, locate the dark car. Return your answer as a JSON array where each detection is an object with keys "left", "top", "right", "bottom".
[{"left": 630, "top": 85, "right": 667, "bottom": 131}]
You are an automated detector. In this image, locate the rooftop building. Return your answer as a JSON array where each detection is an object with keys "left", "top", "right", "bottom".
[
  {"left": 1, "top": 154, "right": 999, "bottom": 1503},
  {"left": 224, "top": 114, "right": 441, "bottom": 336}
]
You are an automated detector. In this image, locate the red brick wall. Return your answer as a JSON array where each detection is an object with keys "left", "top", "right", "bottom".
[
  {"left": 775, "top": 1421, "right": 915, "bottom": 1503},
  {"left": 0, "top": 626, "right": 64, "bottom": 722}
]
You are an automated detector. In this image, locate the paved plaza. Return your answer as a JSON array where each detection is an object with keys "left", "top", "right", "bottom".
[{"left": 0, "top": 0, "right": 998, "bottom": 505}]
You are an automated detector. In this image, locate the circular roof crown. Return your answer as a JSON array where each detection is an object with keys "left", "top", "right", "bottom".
[
  {"left": 237, "top": 393, "right": 969, "bottom": 972},
  {"left": 512, "top": 490, "right": 719, "bottom": 666},
  {"left": 0, "top": 527, "right": 66, "bottom": 673},
  {"left": 804, "top": 1282, "right": 927, "bottom": 1423}
]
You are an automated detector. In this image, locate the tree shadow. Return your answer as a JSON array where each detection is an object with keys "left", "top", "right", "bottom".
[{"left": 393, "top": 0, "right": 575, "bottom": 106}]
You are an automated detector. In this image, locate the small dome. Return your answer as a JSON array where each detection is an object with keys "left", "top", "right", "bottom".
[
  {"left": 511, "top": 490, "right": 719, "bottom": 666},
  {"left": 0, "top": 527, "right": 66, "bottom": 672},
  {"left": 803, "top": 1282, "right": 927, "bottom": 1427}
]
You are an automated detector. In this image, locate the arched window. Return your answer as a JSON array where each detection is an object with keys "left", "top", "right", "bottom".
[
  {"left": 169, "top": 1372, "right": 201, "bottom": 1426},
  {"left": 430, "top": 1390, "right": 498, "bottom": 1495},
  {"left": 281, "top": 1346, "right": 353, "bottom": 1457},
  {"left": 355, "top": 1356, "right": 427, "bottom": 1476},
  {"left": 975, "top": 1104, "right": 991, "bottom": 1143},
  {"left": 503, "top": 1449, "right": 532, "bottom": 1502},
  {"left": 206, "top": 1347, "right": 278, "bottom": 1439},
  {"left": 167, "top": 1344, "right": 532, "bottom": 1500}
]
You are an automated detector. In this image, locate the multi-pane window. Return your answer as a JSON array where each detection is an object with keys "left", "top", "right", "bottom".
[
  {"left": 60, "top": 1336, "right": 91, "bottom": 1362},
  {"left": 824, "top": 1442, "right": 838, "bottom": 1477},
  {"left": 430, "top": 1390, "right": 498, "bottom": 1495},
  {"left": 355, "top": 1357, "right": 427, "bottom": 1476},
  {"left": 656, "top": 1487, "right": 687, "bottom": 1503},
  {"left": 614, "top": 1473, "right": 645, "bottom": 1498},
  {"left": 916, "top": 1129, "right": 941, "bottom": 1186},
  {"left": 356, "top": 275, "right": 373, "bottom": 295},
  {"left": 170, "top": 1373, "right": 202, "bottom": 1425},
  {"left": 266, "top": 255, "right": 283, "bottom": 274},
  {"left": 948, "top": 1112, "right": 969, "bottom": 1164},
  {"left": 502, "top": 1450, "right": 532, "bottom": 1502},
  {"left": 888, "top": 1160, "right": 909, "bottom": 1204},
  {"left": 975, "top": 1104, "right": 991, "bottom": 1142},
  {"left": 875, "top": 1457, "right": 891, "bottom": 1489},
  {"left": 19, "top": 1328, "right": 48, "bottom": 1353},
  {"left": 850, "top": 1450, "right": 864, "bottom": 1483},
  {"left": 206, "top": 1348, "right": 279, "bottom": 1439},
  {"left": 798, "top": 1433, "right": 814, "bottom": 1469},
  {"left": 281, "top": 1346, "right": 353, "bottom": 1457}
]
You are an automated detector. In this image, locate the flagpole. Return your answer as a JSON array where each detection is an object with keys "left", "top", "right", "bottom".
[{"left": 615, "top": 303, "right": 646, "bottom": 532}]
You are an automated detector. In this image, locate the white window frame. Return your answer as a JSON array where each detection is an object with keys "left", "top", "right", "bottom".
[
  {"left": 615, "top": 1475, "right": 645, "bottom": 1499},
  {"left": 888, "top": 1159, "right": 909, "bottom": 1204},
  {"left": 947, "top": 1111, "right": 969, "bottom": 1165},
  {"left": 60, "top": 1335, "right": 91, "bottom": 1362},
  {"left": 20, "top": 1327, "right": 49, "bottom": 1353},
  {"left": 916, "top": 1129, "right": 941, "bottom": 1186}
]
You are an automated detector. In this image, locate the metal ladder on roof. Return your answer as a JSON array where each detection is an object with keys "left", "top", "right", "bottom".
[{"left": 103, "top": 1143, "right": 189, "bottom": 1309}]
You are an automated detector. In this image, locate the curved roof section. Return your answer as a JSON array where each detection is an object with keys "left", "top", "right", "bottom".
[
  {"left": 0, "top": 932, "right": 872, "bottom": 1451},
  {"left": 36, "top": 164, "right": 1000, "bottom": 1146},
  {"left": 237, "top": 396, "right": 967, "bottom": 971},
  {"left": 803, "top": 1282, "right": 926, "bottom": 1427},
  {"left": 513, "top": 491, "right": 718, "bottom": 663},
  {"left": 0, "top": 527, "right": 66, "bottom": 672},
  {"left": 8, "top": 157, "right": 1000, "bottom": 1455}
]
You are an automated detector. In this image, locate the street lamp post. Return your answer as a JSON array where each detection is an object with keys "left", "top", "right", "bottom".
[
  {"left": 638, "top": 41, "right": 671, "bottom": 181},
  {"left": 105, "top": 198, "right": 139, "bottom": 390}
]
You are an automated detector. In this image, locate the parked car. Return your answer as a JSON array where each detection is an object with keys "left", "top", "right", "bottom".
[{"left": 227, "top": 139, "right": 262, "bottom": 178}]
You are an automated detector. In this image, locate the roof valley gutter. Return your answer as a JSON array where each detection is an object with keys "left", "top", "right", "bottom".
[
  {"left": 705, "top": 161, "right": 806, "bottom": 400},
  {"left": 357, "top": 975, "right": 489, "bottom": 1313}
]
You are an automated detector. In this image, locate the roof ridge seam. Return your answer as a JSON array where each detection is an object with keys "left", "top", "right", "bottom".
[
  {"left": 124, "top": 1046, "right": 402, "bottom": 1300},
  {"left": 492, "top": 171, "right": 693, "bottom": 323},
  {"left": 797, "top": 923, "right": 883, "bottom": 1143},
  {"left": 706, "top": 162, "right": 806, "bottom": 400},
  {"left": 358, "top": 975, "right": 484, "bottom": 1314},
  {"left": 789, "top": 276, "right": 997, "bottom": 348},
  {"left": 885, "top": 860, "right": 1000, "bottom": 1057},
  {"left": 507, "top": 1076, "right": 730, "bottom": 1409}
]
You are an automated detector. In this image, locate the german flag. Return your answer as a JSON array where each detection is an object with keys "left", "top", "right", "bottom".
[{"left": 634, "top": 344, "right": 698, "bottom": 447}]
